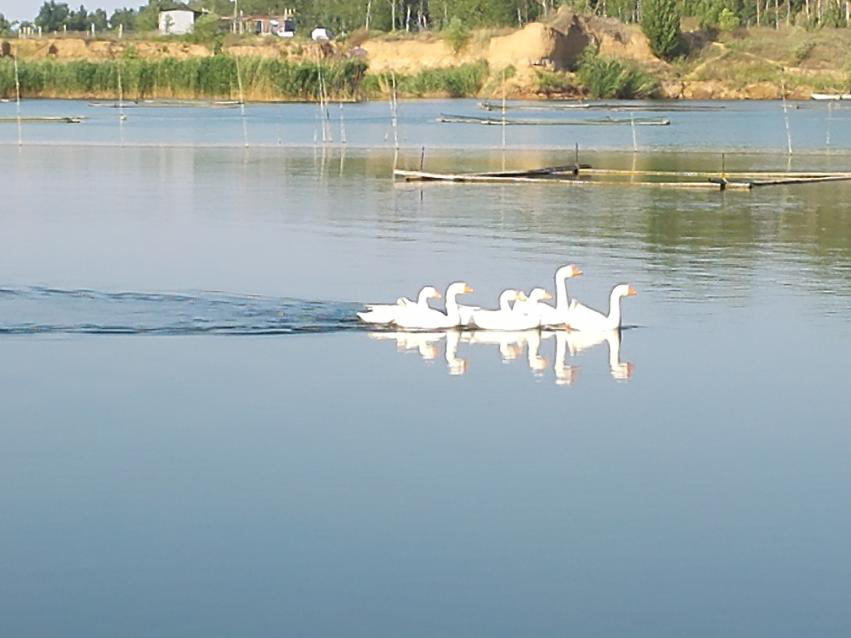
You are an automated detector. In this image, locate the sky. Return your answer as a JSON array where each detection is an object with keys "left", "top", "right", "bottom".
[{"left": 3, "top": 0, "right": 136, "bottom": 22}]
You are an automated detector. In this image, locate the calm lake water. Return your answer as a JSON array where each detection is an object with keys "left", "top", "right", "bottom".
[
  {"left": 2, "top": 103, "right": 851, "bottom": 637},
  {"left": 5, "top": 97, "right": 851, "bottom": 151}
]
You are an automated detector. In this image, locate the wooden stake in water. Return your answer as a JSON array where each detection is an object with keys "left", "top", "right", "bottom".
[
  {"left": 501, "top": 68, "right": 506, "bottom": 149},
  {"left": 781, "top": 84, "right": 792, "bottom": 155},
  {"left": 339, "top": 101, "right": 347, "bottom": 144},
  {"left": 117, "top": 59, "right": 126, "bottom": 145},
  {"left": 826, "top": 100, "right": 833, "bottom": 148},
  {"left": 13, "top": 54, "right": 22, "bottom": 147},
  {"left": 316, "top": 59, "right": 329, "bottom": 144},
  {"left": 630, "top": 113, "right": 637, "bottom": 152},
  {"left": 321, "top": 68, "right": 332, "bottom": 143},
  {"left": 390, "top": 72, "right": 399, "bottom": 151},
  {"left": 234, "top": 55, "right": 248, "bottom": 148}
]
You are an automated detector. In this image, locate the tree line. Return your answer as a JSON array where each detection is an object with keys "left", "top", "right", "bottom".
[{"left": 3, "top": 0, "right": 849, "bottom": 38}]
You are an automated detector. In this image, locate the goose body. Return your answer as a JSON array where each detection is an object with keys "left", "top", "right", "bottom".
[
  {"left": 457, "top": 304, "right": 481, "bottom": 327},
  {"left": 519, "top": 264, "right": 583, "bottom": 326},
  {"left": 568, "top": 284, "right": 636, "bottom": 332},
  {"left": 393, "top": 282, "right": 473, "bottom": 329},
  {"left": 357, "top": 286, "right": 441, "bottom": 324},
  {"left": 470, "top": 289, "right": 540, "bottom": 331},
  {"left": 508, "top": 287, "right": 553, "bottom": 329}
]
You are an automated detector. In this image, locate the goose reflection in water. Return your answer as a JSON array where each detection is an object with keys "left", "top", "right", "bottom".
[
  {"left": 553, "top": 328, "right": 634, "bottom": 382},
  {"left": 369, "top": 330, "right": 444, "bottom": 361},
  {"left": 369, "top": 329, "right": 467, "bottom": 375},
  {"left": 369, "top": 327, "right": 634, "bottom": 384},
  {"left": 463, "top": 330, "right": 531, "bottom": 363}
]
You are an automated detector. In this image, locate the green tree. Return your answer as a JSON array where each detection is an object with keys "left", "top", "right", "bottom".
[
  {"left": 444, "top": 16, "right": 470, "bottom": 52},
  {"left": 717, "top": 7, "right": 739, "bottom": 29},
  {"left": 109, "top": 7, "right": 137, "bottom": 30},
  {"left": 189, "top": 13, "right": 221, "bottom": 42},
  {"left": 0, "top": 13, "right": 14, "bottom": 35},
  {"left": 640, "top": 0, "right": 681, "bottom": 60},
  {"left": 35, "top": 1, "right": 71, "bottom": 31},
  {"left": 65, "top": 4, "right": 89, "bottom": 30},
  {"left": 136, "top": 0, "right": 170, "bottom": 31}
]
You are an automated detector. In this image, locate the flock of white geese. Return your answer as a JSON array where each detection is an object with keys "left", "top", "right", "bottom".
[
  {"left": 357, "top": 265, "right": 636, "bottom": 332},
  {"left": 359, "top": 265, "right": 637, "bottom": 384}
]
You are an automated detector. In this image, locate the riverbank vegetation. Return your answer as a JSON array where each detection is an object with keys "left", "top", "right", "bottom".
[
  {"left": 0, "top": 56, "right": 367, "bottom": 100},
  {"left": 362, "top": 61, "right": 488, "bottom": 98},
  {"left": 6, "top": 0, "right": 851, "bottom": 101}
]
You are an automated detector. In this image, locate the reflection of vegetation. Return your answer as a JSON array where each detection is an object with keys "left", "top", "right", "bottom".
[{"left": 409, "top": 149, "right": 851, "bottom": 301}]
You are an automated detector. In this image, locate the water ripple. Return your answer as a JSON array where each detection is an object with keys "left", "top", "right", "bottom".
[{"left": 0, "top": 287, "right": 362, "bottom": 336}]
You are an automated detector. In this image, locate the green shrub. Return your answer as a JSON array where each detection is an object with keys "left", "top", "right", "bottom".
[
  {"left": 718, "top": 7, "right": 740, "bottom": 30},
  {"left": 188, "top": 14, "right": 222, "bottom": 45},
  {"left": 444, "top": 17, "right": 471, "bottom": 54},
  {"left": 534, "top": 68, "right": 573, "bottom": 95},
  {"left": 641, "top": 0, "right": 682, "bottom": 60},
  {"left": 576, "top": 47, "right": 659, "bottom": 98},
  {"left": 790, "top": 39, "right": 815, "bottom": 65}
]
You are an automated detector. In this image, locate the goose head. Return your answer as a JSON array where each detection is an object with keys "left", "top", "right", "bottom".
[
  {"left": 445, "top": 281, "right": 474, "bottom": 298},
  {"left": 526, "top": 287, "right": 552, "bottom": 304},
  {"left": 422, "top": 285, "right": 442, "bottom": 300},
  {"left": 498, "top": 289, "right": 523, "bottom": 308},
  {"left": 612, "top": 284, "right": 637, "bottom": 298},
  {"left": 556, "top": 264, "right": 583, "bottom": 279}
]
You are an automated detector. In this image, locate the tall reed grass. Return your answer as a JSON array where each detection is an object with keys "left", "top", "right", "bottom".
[
  {"left": 0, "top": 57, "right": 368, "bottom": 101},
  {"left": 363, "top": 61, "right": 488, "bottom": 98}
]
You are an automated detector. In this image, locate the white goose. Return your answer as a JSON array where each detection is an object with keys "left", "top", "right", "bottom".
[
  {"left": 470, "top": 289, "right": 540, "bottom": 331},
  {"left": 568, "top": 284, "right": 636, "bottom": 332},
  {"left": 357, "top": 286, "right": 441, "bottom": 324},
  {"left": 512, "top": 287, "right": 552, "bottom": 319},
  {"left": 535, "top": 264, "right": 584, "bottom": 326},
  {"left": 393, "top": 282, "right": 473, "bottom": 330}
]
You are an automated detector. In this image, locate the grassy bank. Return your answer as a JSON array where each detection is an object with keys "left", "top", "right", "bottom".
[
  {"left": 0, "top": 56, "right": 368, "bottom": 101},
  {"left": 362, "top": 62, "right": 489, "bottom": 98},
  {"left": 0, "top": 56, "right": 492, "bottom": 101}
]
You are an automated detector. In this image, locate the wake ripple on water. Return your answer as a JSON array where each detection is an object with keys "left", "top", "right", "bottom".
[{"left": 0, "top": 287, "right": 362, "bottom": 336}]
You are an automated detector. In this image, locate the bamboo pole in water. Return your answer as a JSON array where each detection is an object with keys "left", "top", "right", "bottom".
[
  {"left": 234, "top": 55, "right": 248, "bottom": 148},
  {"left": 117, "top": 58, "right": 126, "bottom": 145},
  {"left": 581, "top": 168, "right": 851, "bottom": 178},
  {"left": 781, "top": 83, "right": 793, "bottom": 155},
  {"left": 13, "top": 53, "right": 22, "bottom": 147},
  {"left": 392, "top": 169, "right": 754, "bottom": 190},
  {"left": 390, "top": 72, "right": 399, "bottom": 150},
  {"left": 501, "top": 68, "right": 506, "bottom": 149},
  {"left": 826, "top": 101, "right": 833, "bottom": 148},
  {"left": 630, "top": 113, "right": 637, "bottom": 152}
]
